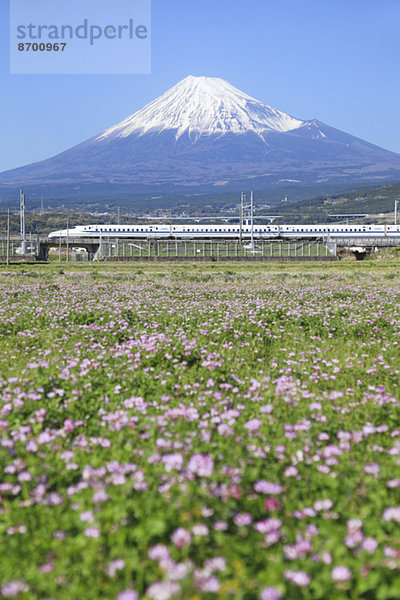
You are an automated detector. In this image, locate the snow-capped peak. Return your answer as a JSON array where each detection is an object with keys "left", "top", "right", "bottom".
[{"left": 97, "top": 75, "right": 305, "bottom": 141}]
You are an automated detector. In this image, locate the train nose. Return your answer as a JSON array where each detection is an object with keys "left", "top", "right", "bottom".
[{"left": 48, "top": 230, "right": 66, "bottom": 238}]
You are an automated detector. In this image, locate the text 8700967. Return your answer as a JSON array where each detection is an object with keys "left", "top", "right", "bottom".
[{"left": 18, "top": 43, "right": 67, "bottom": 52}]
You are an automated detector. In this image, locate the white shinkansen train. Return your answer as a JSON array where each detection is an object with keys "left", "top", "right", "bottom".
[{"left": 48, "top": 223, "right": 400, "bottom": 240}]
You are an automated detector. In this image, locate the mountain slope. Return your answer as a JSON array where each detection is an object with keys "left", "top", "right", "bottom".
[{"left": 1, "top": 75, "right": 400, "bottom": 192}]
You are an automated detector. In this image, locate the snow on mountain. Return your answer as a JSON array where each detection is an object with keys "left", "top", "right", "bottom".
[{"left": 97, "top": 75, "right": 304, "bottom": 141}]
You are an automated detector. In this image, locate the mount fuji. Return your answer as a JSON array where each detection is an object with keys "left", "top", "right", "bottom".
[{"left": 1, "top": 75, "right": 400, "bottom": 197}]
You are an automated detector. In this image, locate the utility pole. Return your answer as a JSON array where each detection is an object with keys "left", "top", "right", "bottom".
[
  {"left": 239, "top": 193, "right": 244, "bottom": 243},
  {"left": 6, "top": 209, "right": 10, "bottom": 266},
  {"left": 20, "top": 189, "right": 26, "bottom": 255},
  {"left": 40, "top": 196, "right": 44, "bottom": 215},
  {"left": 250, "top": 190, "right": 254, "bottom": 250},
  {"left": 66, "top": 220, "right": 70, "bottom": 263},
  {"left": 395, "top": 200, "right": 399, "bottom": 226},
  {"left": 117, "top": 206, "right": 120, "bottom": 225}
]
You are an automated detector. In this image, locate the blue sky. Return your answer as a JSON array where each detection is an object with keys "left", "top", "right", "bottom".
[{"left": 1, "top": 0, "right": 400, "bottom": 172}]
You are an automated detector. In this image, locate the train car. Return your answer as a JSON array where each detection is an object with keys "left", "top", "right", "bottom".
[{"left": 48, "top": 223, "right": 400, "bottom": 240}]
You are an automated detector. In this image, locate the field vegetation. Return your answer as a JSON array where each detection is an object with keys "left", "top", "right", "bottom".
[{"left": 1, "top": 262, "right": 400, "bottom": 599}]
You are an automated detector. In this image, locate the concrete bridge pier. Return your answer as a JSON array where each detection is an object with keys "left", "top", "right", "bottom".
[{"left": 36, "top": 241, "right": 48, "bottom": 262}]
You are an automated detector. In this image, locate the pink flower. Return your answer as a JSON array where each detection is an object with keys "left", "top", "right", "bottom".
[
  {"left": 254, "top": 481, "right": 283, "bottom": 495},
  {"left": 116, "top": 591, "right": 138, "bottom": 600},
  {"left": 192, "top": 524, "right": 209, "bottom": 536},
  {"left": 204, "top": 557, "right": 226, "bottom": 572},
  {"left": 364, "top": 463, "right": 380, "bottom": 477},
  {"left": 148, "top": 544, "right": 171, "bottom": 562},
  {"left": 234, "top": 513, "right": 253, "bottom": 527},
  {"left": 314, "top": 499, "right": 333, "bottom": 511},
  {"left": 260, "top": 587, "right": 282, "bottom": 600},
  {"left": 255, "top": 518, "right": 281, "bottom": 534},
  {"left": 284, "top": 570, "right": 311, "bottom": 586},
  {"left": 93, "top": 489, "right": 109, "bottom": 503},
  {"left": 284, "top": 466, "right": 298, "bottom": 477},
  {"left": 1, "top": 581, "right": 29, "bottom": 597},
  {"left": 331, "top": 566, "right": 352, "bottom": 581},
  {"left": 38, "top": 561, "right": 54, "bottom": 573},
  {"left": 194, "top": 572, "right": 220, "bottom": 592},
  {"left": 107, "top": 559, "right": 125, "bottom": 577},
  {"left": 344, "top": 530, "right": 363, "bottom": 548},
  {"left": 321, "top": 445, "right": 342, "bottom": 459},
  {"left": 362, "top": 538, "right": 378, "bottom": 554},
  {"left": 214, "top": 521, "right": 228, "bottom": 531},
  {"left": 147, "top": 581, "right": 181, "bottom": 600},
  {"left": 384, "top": 546, "right": 400, "bottom": 558},
  {"left": 265, "top": 497, "right": 283, "bottom": 511},
  {"left": 244, "top": 419, "right": 262, "bottom": 432},
  {"left": 25, "top": 440, "right": 38, "bottom": 452},
  {"left": 162, "top": 453, "right": 184, "bottom": 472},
  {"left": 64, "top": 419, "right": 75, "bottom": 432},
  {"left": 347, "top": 519, "right": 362, "bottom": 531},
  {"left": 187, "top": 454, "right": 214, "bottom": 477},
  {"left": 84, "top": 527, "right": 100, "bottom": 538},
  {"left": 383, "top": 507, "right": 400, "bottom": 522},
  {"left": 80, "top": 511, "right": 95, "bottom": 523},
  {"left": 260, "top": 404, "right": 273, "bottom": 414},
  {"left": 171, "top": 527, "right": 192, "bottom": 548}
]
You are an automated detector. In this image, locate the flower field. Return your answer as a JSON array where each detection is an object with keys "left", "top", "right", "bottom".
[{"left": 1, "top": 265, "right": 400, "bottom": 600}]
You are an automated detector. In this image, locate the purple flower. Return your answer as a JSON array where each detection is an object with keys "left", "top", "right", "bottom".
[
  {"left": 284, "top": 466, "right": 298, "bottom": 477},
  {"left": 93, "top": 489, "right": 109, "bottom": 503},
  {"left": 347, "top": 519, "right": 362, "bottom": 531},
  {"left": 284, "top": 570, "right": 311, "bottom": 586},
  {"left": 260, "top": 404, "right": 273, "bottom": 414},
  {"left": 80, "top": 510, "right": 95, "bottom": 523},
  {"left": 254, "top": 480, "right": 283, "bottom": 495},
  {"left": 255, "top": 518, "right": 281, "bottom": 534},
  {"left": 331, "top": 566, "right": 352, "bottom": 581},
  {"left": 107, "top": 559, "right": 125, "bottom": 577},
  {"left": 148, "top": 544, "right": 171, "bottom": 562},
  {"left": 38, "top": 561, "right": 54, "bottom": 573},
  {"left": 1, "top": 581, "right": 29, "bottom": 597},
  {"left": 171, "top": 527, "right": 192, "bottom": 548},
  {"left": 244, "top": 418, "right": 262, "bottom": 432},
  {"left": 321, "top": 445, "right": 342, "bottom": 459},
  {"left": 362, "top": 538, "right": 378, "bottom": 554},
  {"left": 260, "top": 587, "right": 282, "bottom": 600},
  {"left": 147, "top": 581, "right": 181, "bottom": 600},
  {"left": 162, "top": 453, "right": 184, "bottom": 472},
  {"left": 84, "top": 527, "right": 101, "bottom": 538},
  {"left": 314, "top": 499, "right": 333, "bottom": 511},
  {"left": 187, "top": 454, "right": 214, "bottom": 477},
  {"left": 195, "top": 573, "right": 220, "bottom": 592},
  {"left": 192, "top": 524, "right": 209, "bottom": 536},
  {"left": 116, "top": 590, "right": 138, "bottom": 600},
  {"left": 364, "top": 463, "right": 380, "bottom": 477},
  {"left": 383, "top": 507, "right": 400, "bottom": 522},
  {"left": 234, "top": 513, "right": 253, "bottom": 527},
  {"left": 204, "top": 557, "right": 226, "bottom": 572}
]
